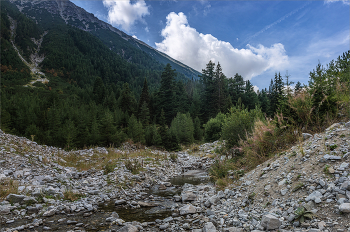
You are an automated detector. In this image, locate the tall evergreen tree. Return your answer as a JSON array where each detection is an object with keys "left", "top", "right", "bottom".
[{"left": 158, "top": 64, "right": 177, "bottom": 125}]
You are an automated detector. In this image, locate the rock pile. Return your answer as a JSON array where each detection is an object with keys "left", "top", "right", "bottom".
[{"left": 1, "top": 121, "right": 350, "bottom": 232}]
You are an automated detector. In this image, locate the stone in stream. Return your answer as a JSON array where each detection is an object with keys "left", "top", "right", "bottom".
[
  {"left": 138, "top": 201, "right": 159, "bottom": 207},
  {"left": 158, "top": 184, "right": 167, "bottom": 190},
  {"left": 115, "top": 199, "right": 126, "bottom": 205},
  {"left": 118, "top": 224, "right": 138, "bottom": 232}
]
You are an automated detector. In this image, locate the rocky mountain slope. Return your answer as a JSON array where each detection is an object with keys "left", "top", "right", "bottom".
[
  {"left": 1, "top": 121, "right": 350, "bottom": 231},
  {"left": 8, "top": 0, "right": 201, "bottom": 80}
]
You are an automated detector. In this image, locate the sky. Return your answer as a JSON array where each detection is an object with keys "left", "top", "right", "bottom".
[{"left": 71, "top": 0, "right": 350, "bottom": 90}]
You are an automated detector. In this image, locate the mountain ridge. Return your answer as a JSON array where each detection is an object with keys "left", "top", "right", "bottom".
[{"left": 9, "top": 0, "right": 201, "bottom": 80}]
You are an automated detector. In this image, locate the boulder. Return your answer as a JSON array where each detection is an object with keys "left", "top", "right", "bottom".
[
  {"left": 339, "top": 203, "right": 350, "bottom": 213},
  {"left": 302, "top": 133, "right": 312, "bottom": 141},
  {"left": 179, "top": 204, "right": 196, "bottom": 215},
  {"left": 181, "top": 191, "right": 197, "bottom": 202},
  {"left": 261, "top": 214, "right": 281, "bottom": 230},
  {"left": 6, "top": 194, "right": 25, "bottom": 204},
  {"left": 118, "top": 224, "right": 138, "bottom": 232},
  {"left": 202, "top": 222, "right": 217, "bottom": 232},
  {"left": 224, "top": 227, "right": 244, "bottom": 232}
]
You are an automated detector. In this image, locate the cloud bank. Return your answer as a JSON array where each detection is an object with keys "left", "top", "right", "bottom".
[
  {"left": 156, "top": 12, "right": 289, "bottom": 80},
  {"left": 102, "top": 0, "right": 149, "bottom": 32},
  {"left": 325, "top": 0, "right": 350, "bottom": 5}
]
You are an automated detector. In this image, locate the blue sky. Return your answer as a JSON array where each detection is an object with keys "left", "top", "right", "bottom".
[{"left": 71, "top": 0, "right": 350, "bottom": 90}]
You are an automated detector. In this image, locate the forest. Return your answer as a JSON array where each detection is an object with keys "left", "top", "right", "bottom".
[{"left": 1, "top": 0, "right": 349, "bottom": 155}]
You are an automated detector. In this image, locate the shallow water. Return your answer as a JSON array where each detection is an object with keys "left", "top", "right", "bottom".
[{"left": 170, "top": 170, "right": 210, "bottom": 186}]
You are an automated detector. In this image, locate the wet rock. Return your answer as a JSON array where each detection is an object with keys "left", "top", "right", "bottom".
[
  {"left": 115, "top": 199, "right": 126, "bottom": 205},
  {"left": 118, "top": 224, "right": 138, "bottom": 232}
]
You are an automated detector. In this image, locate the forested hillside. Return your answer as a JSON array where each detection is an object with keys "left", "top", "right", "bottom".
[{"left": 1, "top": 0, "right": 349, "bottom": 155}]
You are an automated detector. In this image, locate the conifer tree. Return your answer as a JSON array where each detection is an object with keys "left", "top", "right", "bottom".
[{"left": 158, "top": 64, "right": 176, "bottom": 125}]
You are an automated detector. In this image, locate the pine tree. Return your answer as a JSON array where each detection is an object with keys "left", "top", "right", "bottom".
[
  {"left": 200, "top": 60, "right": 216, "bottom": 121},
  {"left": 158, "top": 64, "right": 177, "bottom": 125},
  {"left": 138, "top": 78, "right": 151, "bottom": 116},
  {"left": 118, "top": 83, "right": 137, "bottom": 116}
]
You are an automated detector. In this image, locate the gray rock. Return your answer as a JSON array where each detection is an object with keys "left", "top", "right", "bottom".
[
  {"left": 339, "top": 203, "right": 350, "bottom": 213},
  {"left": 115, "top": 199, "right": 126, "bottom": 205},
  {"left": 6, "top": 194, "right": 25, "bottom": 204},
  {"left": 305, "top": 191, "right": 323, "bottom": 202},
  {"left": 179, "top": 204, "right": 196, "bottom": 215},
  {"left": 159, "top": 223, "right": 169, "bottom": 230},
  {"left": 224, "top": 227, "right": 244, "bottom": 232},
  {"left": 202, "top": 222, "right": 217, "bottom": 232},
  {"left": 0, "top": 205, "right": 11, "bottom": 215},
  {"left": 302, "top": 133, "right": 312, "bottom": 141},
  {"left": 323, "top": 154, "right": 341, "bottom": 160},
  {"left": 280, "top": 189, "right": 288, "bottom": 196},
  {"left": 181, "top": 191, "right": 197, "bottom": 202},
  {"left": 261, "top": 214, "right": 281, "bottom": 230},
  {"left": 43, "top": 208, "right": 56, "bottom": 217},
  {"left": 27, "top": 206, "right": 39, "bottom": 214},
  {"left": 118, "top": 224, "right": 139, "bottom": 232},
  {"left": 345, "top": 121, "right": 350, "bottom": 128}
]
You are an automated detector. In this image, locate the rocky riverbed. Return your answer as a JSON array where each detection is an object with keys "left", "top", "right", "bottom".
[{"left": 1, "top": 121, "right": 350, "bottom": 232}]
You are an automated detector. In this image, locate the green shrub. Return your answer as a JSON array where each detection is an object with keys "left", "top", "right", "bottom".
[
  {"left": 170, "top": 113, "right": 194, "bottom": 144},
  {"left": 204, "top": 112, "right": 226, "bottom": 142},
  {"left": 222, "top": 106, "right": 264, "bottom": 149}
]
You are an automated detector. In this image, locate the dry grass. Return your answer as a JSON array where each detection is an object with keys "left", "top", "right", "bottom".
[
  {"left": 63, "top": 190, "right": 85, "bottom": 202},
  {"left": 0, "top": 178, "right": 19, "bottom": 199},
  {"left": 57, "top": 148, "right": 166, "bottom": 172}
]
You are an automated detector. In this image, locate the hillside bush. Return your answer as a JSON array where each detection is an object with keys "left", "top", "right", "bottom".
[
  {"left": 222, "top": 106, "right": 264, "bottom": 149},
  {"left": 170, "top": 113, "right": 194, "bottom": 144},
  {"left": 204, "top": 112, "right": 226, "bottom": 142}
]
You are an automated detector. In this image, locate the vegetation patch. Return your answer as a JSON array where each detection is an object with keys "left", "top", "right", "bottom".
[{"left": 0, "top": 178, "right": 19, "bottom": 199}]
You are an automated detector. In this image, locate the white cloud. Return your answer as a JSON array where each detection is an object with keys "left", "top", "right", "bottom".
[
  {"left": 253, "top": 85, "right": 259, "bottom": 93},
  {"left": 325, "top": 0, "right": 350, "bottom": 5},
  {"left": 102, "top": 0, "right": 150, "bottom": 32},
  {"left": 145, "top": 27, "right": 149, "bottom": 33},
  {"left": 155, "top": 12, "right": 289, "bottom": 80},
  {"left": 132, "top": 35, "right": 138, "bottom": 39}
]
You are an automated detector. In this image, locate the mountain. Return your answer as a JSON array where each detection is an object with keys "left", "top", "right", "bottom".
[{"left": 7, "top": 0, "right": 201, "bottom": 80}]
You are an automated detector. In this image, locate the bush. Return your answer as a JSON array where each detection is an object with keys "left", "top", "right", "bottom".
[
  {"left": 222, "top": 106, "right": 264, "bottom": 149},
  {"left": 204, "top": 112, "right": 226, "bottom": 142},
  {"left": 169, "top": 113, "right": 194, "bottom": 144},
  {"left": 125, "top": 159, "right": 143, "bottom": 174}
]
